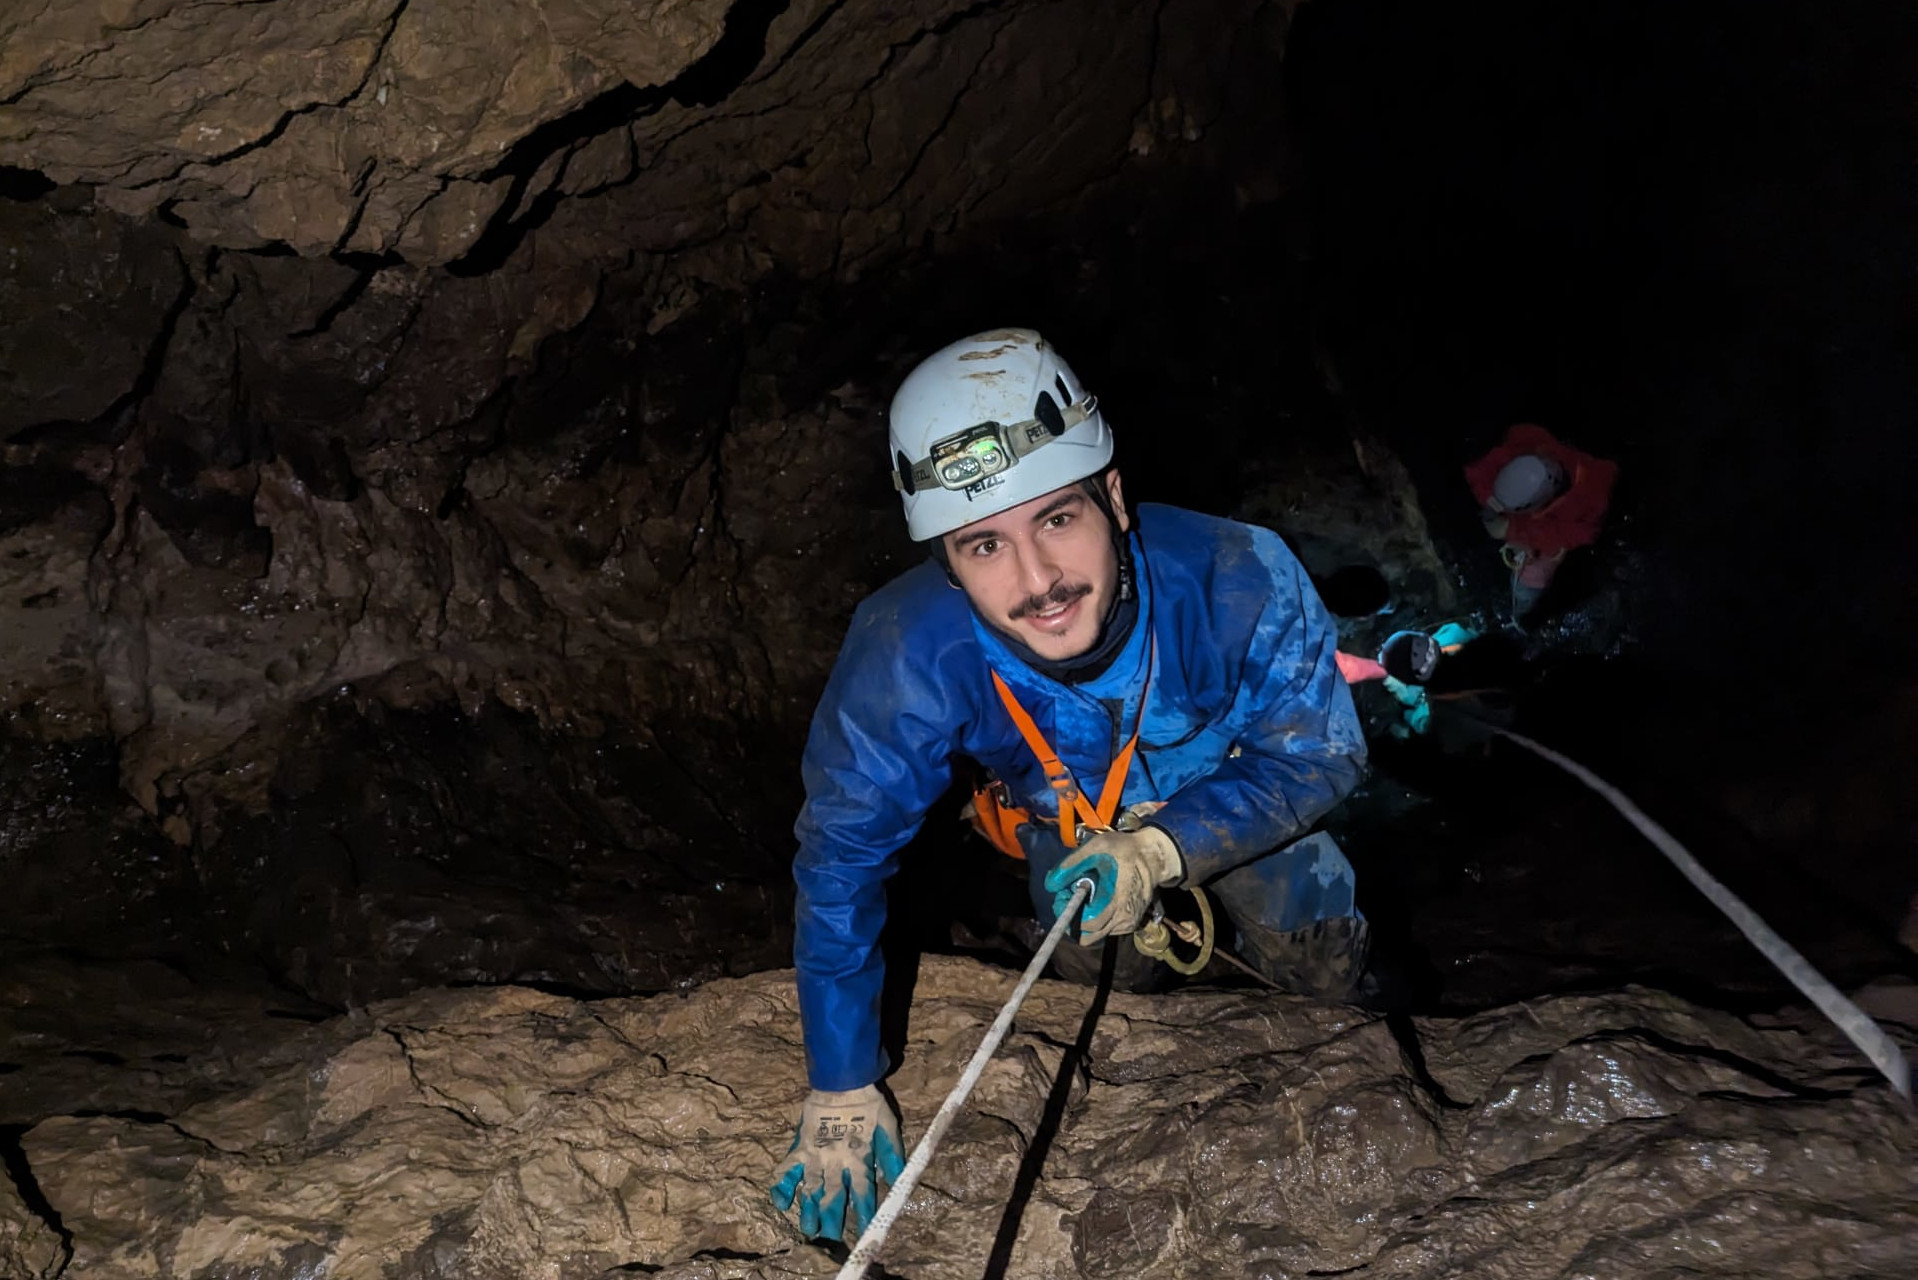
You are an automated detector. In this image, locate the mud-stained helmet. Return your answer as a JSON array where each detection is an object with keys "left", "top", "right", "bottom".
[{"left": 888, "top": 329, "right": 1113, "bottom": 542}]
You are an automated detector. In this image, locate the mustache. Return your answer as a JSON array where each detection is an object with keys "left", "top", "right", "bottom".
[{"left": 1008, "top": 581, "right": 1092, "bottom": 620}]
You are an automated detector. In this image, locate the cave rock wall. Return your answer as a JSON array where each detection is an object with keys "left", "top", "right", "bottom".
[{"left": 0, "top": 0, "right": 1300, "bottom": 993}]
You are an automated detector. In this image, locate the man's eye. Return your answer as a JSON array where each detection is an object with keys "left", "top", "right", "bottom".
[
  {"left": 1046, "top": 513, "right": 1072, "bottom": 529},
  {"left": 972, "top": 539, "right": 998, "bottom": 557}
]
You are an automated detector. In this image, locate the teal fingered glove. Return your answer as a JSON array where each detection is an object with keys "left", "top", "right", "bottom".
[
  {"left": 769, "top": 1085, "right": 906, "bottom": 1244},
  {"left": 1382, "top": 676, "right": 1432, "bottom": 736},
  {"left": 1044, "top": 825, "right": 1182, "bottom": 944}
]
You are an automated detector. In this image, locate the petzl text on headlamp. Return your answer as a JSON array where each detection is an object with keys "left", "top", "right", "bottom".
[{"left": 893, "top": 392, "right": 1098, "bottom": 494}]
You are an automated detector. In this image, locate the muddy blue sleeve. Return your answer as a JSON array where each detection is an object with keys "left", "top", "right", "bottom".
[
  {"left": 1147, "top": 557, "right": 1367, "bottom": 884},
  {"left": 791, "top": 592, "right": 964, "bottom": 1092}
]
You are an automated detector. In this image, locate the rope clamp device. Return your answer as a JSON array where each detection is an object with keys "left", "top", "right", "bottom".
[{"left": 1132, "top": 886, "right": 1216, "bottom": 975}]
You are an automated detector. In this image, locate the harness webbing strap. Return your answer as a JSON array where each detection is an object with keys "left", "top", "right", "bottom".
[{"left": 987, "top": 636, "right": 1154, "bottom": 849}]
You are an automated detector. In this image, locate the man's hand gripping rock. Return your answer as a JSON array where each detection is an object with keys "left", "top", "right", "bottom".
[
  {"left": 1044, "top": 823, "right": 1182, "bottom": 944},
  {"left": 770, "top": 1085, "right": 906, "bottom": 1244}
]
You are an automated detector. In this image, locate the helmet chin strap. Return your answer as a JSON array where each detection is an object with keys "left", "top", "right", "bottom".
[{"left": 1078, "top": 470, "right": 1134, "bottom": 611}]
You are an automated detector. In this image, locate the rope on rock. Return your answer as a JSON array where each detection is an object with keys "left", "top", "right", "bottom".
[
  {"left": 1495, "top": 727, "right": 1913, "bottom": 1102},
  {"left": 837, "top": 726, "right": 1909, "bottom": 1280},
  {"left": 835, "top": 878, "right": 1094, "bottom": 1280}
]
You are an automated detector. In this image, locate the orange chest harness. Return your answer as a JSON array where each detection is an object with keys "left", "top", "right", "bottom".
[{"left": 966, "top": 638, "right": 1154, "bottom": 859}]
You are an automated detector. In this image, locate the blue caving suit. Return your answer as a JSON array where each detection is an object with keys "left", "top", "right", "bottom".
[{"left": 792, "top": 504, "right": 1368, "bottom": 1091}]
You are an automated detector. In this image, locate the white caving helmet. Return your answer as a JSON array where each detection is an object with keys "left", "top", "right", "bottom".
[
  {"left": 1489, "top": 453, "right": 1567, "bottom": 514},
  {"left": 888, "top": 328, "right": 1113, "bottom": 542}
]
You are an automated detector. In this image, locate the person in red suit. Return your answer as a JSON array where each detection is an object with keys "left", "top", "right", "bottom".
[{"left": 1464, "top": 423, "right": 1619, "bottom": 626}]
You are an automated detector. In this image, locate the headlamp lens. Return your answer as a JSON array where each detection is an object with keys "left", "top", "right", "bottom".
[{"left": 931, "top": 424, "right": 1011, "bottom": 489}]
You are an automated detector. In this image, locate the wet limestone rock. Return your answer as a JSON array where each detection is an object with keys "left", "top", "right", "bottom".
[
  {"left": 0, "top": 0, "right": 730, "bottom": 261},
  {"left": 0, "top": 953, "right": 344, "bottom": 1129},
  {"left": 15, "top": 958, "right": 1916, "bottom": 1279},
  {"left": 0, "top": 0, "right": 1273, "bottom": 266},
  {"left": 0, "top": 1176, "right": 67, "bottom": 1280}
]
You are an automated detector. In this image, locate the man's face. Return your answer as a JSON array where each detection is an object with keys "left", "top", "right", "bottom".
[{"left": 942, "top": 471, "right": 1129, "bottom": 661}]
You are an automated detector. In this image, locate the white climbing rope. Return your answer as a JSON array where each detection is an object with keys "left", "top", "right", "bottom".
[
  {"left": 1495, "top": 728, "right": 1912, "bottom": 1101},
  {"left": 834, "top": 879, "right": 1094, "bottom": 1280},
  {"left": 834, "top": 728, "right": 1909, "bottom": 1278}
]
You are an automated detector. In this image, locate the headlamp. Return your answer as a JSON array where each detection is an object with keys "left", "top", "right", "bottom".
[{"left": 893, "top": 393, "right": 1098, "bottom": 495}]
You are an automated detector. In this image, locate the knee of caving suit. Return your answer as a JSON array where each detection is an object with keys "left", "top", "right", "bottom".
[{"left": 1206, "top": 831, "right": 1369, "bottom": 1000}]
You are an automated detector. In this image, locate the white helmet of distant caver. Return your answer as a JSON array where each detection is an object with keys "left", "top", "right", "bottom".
[
  {"left": 1489, "top": 452, "right": 1567, "bottom": 514},
  {"left": 888, "top": 328, "right": 1114, "bottom": 542}
]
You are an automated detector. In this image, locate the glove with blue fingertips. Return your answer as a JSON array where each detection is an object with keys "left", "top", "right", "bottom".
[
  {"left": 1044, "top": 824, "right": 1182, "bottom": 944},
  {"left": 769, "top": 1085, "right": 905, "bottom": 1244}
]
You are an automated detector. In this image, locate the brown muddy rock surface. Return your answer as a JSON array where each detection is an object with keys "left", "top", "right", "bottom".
[
  {"left": 0, "top": 1182, "right": 66, "bottom": 1280},
  {"left": 0, "top": 0, "right": 727, "bottom": 261},
  {"left": 0, "top": 0, "right": 1290, "bottom": 774},
  {"left": 0, "top": 0, "right": 1275, "bottom": 264},
  {"left": 9, "top": 957, "right": 1914, "bottom": 1280},
  {"left": 0, "top": 954, "right": 344, "bottom": 1128}
]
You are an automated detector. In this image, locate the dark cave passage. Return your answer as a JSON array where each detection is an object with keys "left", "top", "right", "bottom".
[
  {"left": 1, "top": 0, "right": 1914, "bottom": 1276},
  {"left": 0, "top": 0, "right": 1909, "bottom": 1054},
  {"left": 1, "top": 0, "right": 1910, "bottom": 1063}
]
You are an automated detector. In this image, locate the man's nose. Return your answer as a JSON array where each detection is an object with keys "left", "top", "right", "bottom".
[{"left": 1015, "top": 541, "right": 1061, "bottom": 596}]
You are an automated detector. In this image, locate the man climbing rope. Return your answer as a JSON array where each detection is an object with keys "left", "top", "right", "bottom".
[
  {"left": 1464, "top": 422, "right": 1618, "bottom": 626},
  {"left": 770, "top": 329, "right": 1369, "bottom": 1244}
]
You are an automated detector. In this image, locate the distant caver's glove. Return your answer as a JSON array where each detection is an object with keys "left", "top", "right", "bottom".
[
  {"left": 1045, "top": 825, "right": 1182, "bottom": 944},
  {"left": 769, "top": 1085, "right": 905, "bottom": 1244}
]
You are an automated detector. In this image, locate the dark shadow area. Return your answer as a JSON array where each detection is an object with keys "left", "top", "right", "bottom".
[
  {"left": 1328, "top": 688, "right": 1918, "bottom": 1015},
  {"left": 0, "top": 1124, "right": 70, "bottom": 1253},
  {"left": 1315, "top": 564, "right": 1391, "bottom": 618},
  {"left": 670, "top": 0, "right": 795, "bottom": 108},
  {"left": 0, "top": 165, "right": 55, "bottom": 202},
  {"left": 1288, "top": 0, "right": 1917, "bottom": 705},
  {"left": 1271, "top": 0, "right": 1918, "bottom": 1009}
]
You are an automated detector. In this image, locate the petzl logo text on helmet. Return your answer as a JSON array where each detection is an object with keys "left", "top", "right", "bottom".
[{"left": 964, "top": 474, "right": 1006, "bottom": 501}]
